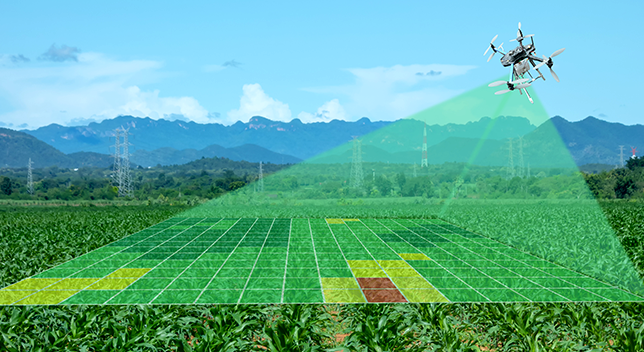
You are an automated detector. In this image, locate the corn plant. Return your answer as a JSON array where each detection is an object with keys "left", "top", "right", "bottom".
[{"left": 255, "top": 304, "right": 335, "bottom": 351}]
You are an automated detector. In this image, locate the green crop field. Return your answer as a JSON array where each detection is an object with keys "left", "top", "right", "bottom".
[
  {"left": 1, "top": 203, "right": 643, "bottom": 350},
  {"left": 3, "top": 217, "right": 642, "bottom": 305}
]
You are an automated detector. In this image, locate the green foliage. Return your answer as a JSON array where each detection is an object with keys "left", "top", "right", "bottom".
[
  {"left": 0, "top": 205, "right": 187, "bottom": 288},
  {"left": 256, "top": 305, "right": 335, "bottom": 351},
  {"left": 2, "top": 200, "right": 644, "bottom": 350},
  {"left": 339, "top": 304, "right": 430, "bottom": 352}
]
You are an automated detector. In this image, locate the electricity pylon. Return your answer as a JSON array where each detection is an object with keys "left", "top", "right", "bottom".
[
  {"left": 257, "top": 161, "right": 264, "bottom": 192},
  {"left": 350, "top": 137, "right": 364, "bottom": 188},
  {"left": 27, "top": 158, "right": 34, "bottom": 195}
]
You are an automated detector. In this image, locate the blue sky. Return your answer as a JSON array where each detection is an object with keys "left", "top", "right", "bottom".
[{"left": 0, "top": 0, "right": 640, "bottom": 128}]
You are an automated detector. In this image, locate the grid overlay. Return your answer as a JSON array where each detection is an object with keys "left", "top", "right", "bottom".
[{"left": 1, "top": 218, "right": 643, "bottom": 305}]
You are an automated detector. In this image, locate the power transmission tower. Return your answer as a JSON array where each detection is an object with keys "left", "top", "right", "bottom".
[
  {"left": 517, "top": 136, "right": 525, "bottom": 177},
  {"left": 27, "top": 158, "right": 34, "bottom": 195},
  {"left": 120, "top": 128, "right": 133, "bottom": 197},
  {"left": 527, "top": 163, "right": 531, "bottom": 178},
  {"left": 112, "top": 128, "right": 122, "bottom": 191},
  {"left": 507, "top": 138, "right": 515, "bottom": 179},
  {"left": 619, "top": 145, "right": 625, "bottom": 168},
  {"left": 350, "top": 137, "right": 364, "bottom": 188},
  {"left": 257, "top": 161, "right": 264, "bottom": 192},
  {"left": 421, "top": 123, "right": 428, "bottom": 167}
]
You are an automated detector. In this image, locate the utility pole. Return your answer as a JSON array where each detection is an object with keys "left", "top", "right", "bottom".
[
  {"left": 27, "top": 158, "right": 34, "bottom": 195},
  {"left": 350, "top": 137, "right": 364, "bottom": 189},
  {"left": 257, "top": 161, "right": 264, "bottom": 192}
]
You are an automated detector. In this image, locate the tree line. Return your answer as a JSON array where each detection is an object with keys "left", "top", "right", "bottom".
[{"left": 1, "top": 157, "right": 642, "bottom": 202}]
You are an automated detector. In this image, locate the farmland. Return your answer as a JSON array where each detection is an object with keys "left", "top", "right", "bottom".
[{"left": 1, "top": 201, "right": 643, "bottom": 350}]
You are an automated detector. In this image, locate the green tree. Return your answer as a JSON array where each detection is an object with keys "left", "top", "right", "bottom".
[
  {"left": 375, "top": 176, "right": 392, "bottom": 196},
  {"left": 0, "top": 177, "right": 12, "bottom": 196}
]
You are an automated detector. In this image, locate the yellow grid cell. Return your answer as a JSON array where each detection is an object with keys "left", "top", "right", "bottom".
[
  {"left": 385, "top": 268, "right": 422, "bottom": 278},
  {"left": 321, "top": 278, "right": 360, "bottom": 289},
  {"left": 107, "top": 268, "right": 151, "bottom": 278},
  {"left": 87, "top": 278, "right": 138, "bottom": 290},
  {"left": 0, "top": 291, "right": 36, "bottom": 305},
  {"left": 325, "top": 219, "right": 344, "bottom": 224},
  {"left": 347, "top": 260, "right": 380, "bottom": 269},
  {"left": 1, "top": 278, "right": 60, "bottom": 291},
  {"left": 400, "top": 289, "right": 449, "bottom": 303},
  {"left": 351, "top": 268, "right": 388, "bottom": 278},
  {"left": 399, "top": 253, "right": 431, "bottom": 261},
  {"left": 342, "top": 219, "right": 360, "bottom": 221},
  {"left": 15, "top": 290, "right": 79, "bottom": 305},
  {"left": 47, "top": 278, "right": 99, "bottom": 290},
  {"left": 323, "top": 289, "right": 366, "bottom": 303},
  {"left": 392, "top": 277, "right": 434, "bottom": 289},
  {"left": 378, "top": 260, "right": 412, "bottom": 269}
]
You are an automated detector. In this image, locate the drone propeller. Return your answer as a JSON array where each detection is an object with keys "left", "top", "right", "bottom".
[
  {"left": 551, "top": 48, "right": 565, "bottom": 57},
  {"left": 484, "top": 34, "right": 498, "bottom": 56},
  {"left": 488, "top": 78, "right": 529, "bottom": 87},
  {"left": 549, "top": 68, "right": 560, "bottom": 83},
  {"left": 511, "top": 34, "right": 533, "bottom": 42},
  {"left": 534, "top": 55, "right": 548, "bottom": 70},
  {"left": 493, "top": 81, "right": 531, "bottom": 95},
  {"left": 534, "top": 49, "right": 565, "bottom": 82}
]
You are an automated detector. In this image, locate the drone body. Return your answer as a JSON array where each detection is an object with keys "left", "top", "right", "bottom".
[{"left": 484, "top": 23, "right": 565, "bottom": 104}]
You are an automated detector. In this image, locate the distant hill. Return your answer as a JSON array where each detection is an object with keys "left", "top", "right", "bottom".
[
  {"left": 0, "top": 128, "right": 71, "bottom": 168},
  {"left": 307, "top": 116, "right": 644, "bottom": 168},
  {"left": 0, "top": 128, "right": 114, "bottom": 168},
  {"left": 5, "top": 114, "right": 643, "bottom": 168},
  {"left": 130, "top": 143, "right": 301, "bottom": 167},
  {"left": 21, "top": 115, "right": 535, "bottom": 161},
  {"left": 551, "top": 116, "right": 644, "bottom": 166},
  {"left": 0, "top": 127, "right": 299, "bottom": 168},
  {"left": 22, "top": 116, "right": 393, "bottom": 160}
]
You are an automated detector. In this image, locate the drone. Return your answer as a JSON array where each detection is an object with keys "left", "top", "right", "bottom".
[{"left": 484, "top": 22, "right": 565, "bottom": 103}]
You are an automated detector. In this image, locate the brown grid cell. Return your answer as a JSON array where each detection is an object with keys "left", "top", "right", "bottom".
[
  {"left": 362, "top": 289, "right": 408, "bottom": 303},
  {"left": 356, "top": 277, "right": 397, "bottom": 289}
]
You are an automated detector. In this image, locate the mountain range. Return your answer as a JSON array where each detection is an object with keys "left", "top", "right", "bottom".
[{"left": 1, "top": 115, "right": 642, "bottom": 169}]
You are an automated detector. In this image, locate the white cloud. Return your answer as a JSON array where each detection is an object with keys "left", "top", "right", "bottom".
[
  {"left": 0, "top": 52, "right": 214, "bottom": 128},
  {"left": 304, "top": 64, "right": 476, "bottom": 121},
  {"left": 297, "top": 99, "right": 347, "bottom": 123},
  {"left": 226, "top": 83, "right": 292, "bottom": 124},
  {"left": 105, "top": 86, "right": 210, "bottom": 123}
]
